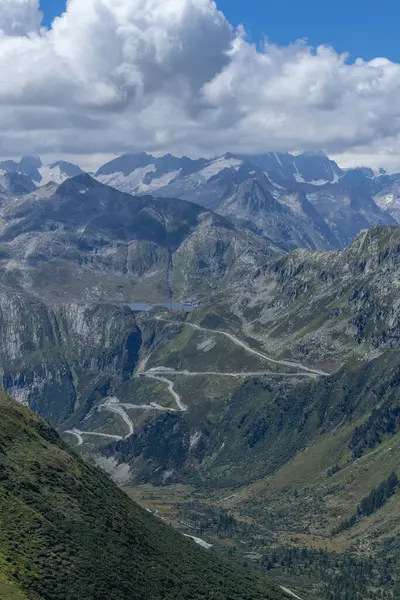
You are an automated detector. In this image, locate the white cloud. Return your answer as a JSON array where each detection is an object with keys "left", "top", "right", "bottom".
[
  {"left": 1, "top": 0, "right": 400, "bottom": 170},
  {"left": 0, "top": 0, "right": 42, "bottom": 36}
]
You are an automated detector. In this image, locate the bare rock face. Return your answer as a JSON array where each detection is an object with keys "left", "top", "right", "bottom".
[
  {"left": 2, "top": 151, "right": 400, "bottom": 253},
  {"left": 375, "top": 178, "right": 400, "bottom": 223},
  {"left": 0, "top": 175, "right": 278, "bottom": 304},
  {"left": 94, "top": 151, "right": 398, "bottom": 250},
  {"left": 198, "top": 225, "right": 400, "bottom": 371},
  {"left": 0, "top": 285, "right": 142, "bottom": 427}
]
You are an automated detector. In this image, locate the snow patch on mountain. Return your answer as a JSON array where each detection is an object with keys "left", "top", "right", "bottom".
[
  {"left": 293, "top": 163, "right": 305, "bottom": 184},
  {"left": 98, "top": 165, "right": 181, "bottom": 194},
  {"left": 97, "top": 164, "right": 156, "bottom": 192},
  {"left": 141, "top": 169, "right": 181, "bottom": 192},
  {"left": 197, "top": 156, "right": 243, "bottom": 182},
  {"left": 37, "top": 161, "right": 83, "bottom": 186},
  {"left": 309, "top": 174, "right": 340, "bottom": 186},
  {"left": 38, "top": 165, "right": 66, "bottom": 186},
  {"left": 375, "top": 186, "right": 400, "bottom": 223}
]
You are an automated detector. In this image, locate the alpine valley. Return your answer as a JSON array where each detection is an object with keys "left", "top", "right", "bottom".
[{"left": 1, "top": 151, "right": 400, "bottom": 600}]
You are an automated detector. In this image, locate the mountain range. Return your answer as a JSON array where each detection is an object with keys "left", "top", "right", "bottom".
[
  {"left": 95, "top": 151, "right": 400, "bottom": 249},
  {"left": 0, "top": 174, "right": 277, "bottom": 304},
  {"left": 1, "top": 151, "right": 399, "bottom": 251}
]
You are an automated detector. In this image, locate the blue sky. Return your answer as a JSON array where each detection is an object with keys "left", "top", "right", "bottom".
[{"left": 40, "top": 0, "right": 400, "bottom": 62}]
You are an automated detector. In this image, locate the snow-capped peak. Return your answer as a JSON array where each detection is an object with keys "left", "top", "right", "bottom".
[{"left": 37, "top": 161, "right": 83, "bottom": 186}]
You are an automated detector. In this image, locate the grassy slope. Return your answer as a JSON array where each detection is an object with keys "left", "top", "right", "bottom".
[{"left": 0, "top": 392, "right": 288, "bottom": 600}]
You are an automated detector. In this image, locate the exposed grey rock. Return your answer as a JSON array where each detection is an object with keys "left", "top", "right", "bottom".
[{"left": 0, "top": 174, "right": 277, "bottom": 304}]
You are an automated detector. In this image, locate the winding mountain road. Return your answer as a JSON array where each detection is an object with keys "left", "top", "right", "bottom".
[
  {"left": 144, "top": 368, "right": 314, "bottom": 379},
  {"left": 98, "top": 397, "right": 135, "bottom": 437},
  {"left": 142, "top": 373, "right": 188, "bottom": 411},
  {"left": 119, "top": 401, "right": 177, "bottom": 413},
  {"left": 280, "top": 586, "right": 304, "bottom": 600},
  {"left": 183, "top": 534, "right": 213, "bottom": 549},
  {"left": 64, "top": 428, "right": 122, "bottom": 444},
  {"left": 64, "top": 429, "right": 84, "bottom": 446},
  {"left": 155, "top": 317, "right": 329, "bottom": 377},
  {"left": 65, "top": 314, "right": 330, "bottom": 448},
  {"left": 65, "top": 392, "right": 184, "bottom": 449}
]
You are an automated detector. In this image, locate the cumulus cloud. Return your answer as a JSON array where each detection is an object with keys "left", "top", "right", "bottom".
[
  {"left": 1, "top": 0, "right": 400, "bottom": 170},
  {"left": 0, "top": 0, "right": 42, "bottom": 36}
]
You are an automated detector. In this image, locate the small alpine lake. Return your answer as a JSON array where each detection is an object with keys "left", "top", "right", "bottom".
[{"left": 128, "top": 302, "right": 198, "bottom": 312}]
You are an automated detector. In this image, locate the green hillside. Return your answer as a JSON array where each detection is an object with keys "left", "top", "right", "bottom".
[{"left": 0, "top": 392, "right": 288, "bottom": 600}]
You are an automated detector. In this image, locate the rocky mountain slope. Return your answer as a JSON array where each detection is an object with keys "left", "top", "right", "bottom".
[
  {"left": 0, "top": 288, "right": 142, "bottom": 428},
  {"left": 305, "top": 169, "right": 398, "bottom": 246},
  {"left": 2, "top": 152, "right": 399, "bottom": 251},
  {"left": 37, "top": 160, "right": 84, "bottom": 185},
  {"left": 192, "top": 225, "right": 400, "bottom": 370},
  {"left": 0, "top": 156, "right": 43, "bottom": 183},
  {"left": 0, "top": 174, "right": 277, "bottom": 304},
  {"left": 375, "top": 176, "right": 400, "bottom": 223},
  {"left": 0, "top": 391, "right": 288, "bottom": 600},
  {"left": 94, "top": 151, "right": 397, "bottom": 249},
  {"left": 0, "top": 155, "right": 83, "bottom": 187},
  {"left": 95, "top": 151, "right": 344, "bottom": 195},
  {"left": 0, "top": 171, "right": 36, "bottom": 195}
]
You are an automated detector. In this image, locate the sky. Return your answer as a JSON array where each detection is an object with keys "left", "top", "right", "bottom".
[
  {"left": 40, "top": 0, "right": 400, "bottom": 62},
  {"left": 0, "top": 0, "right": 400, "bottom": 170}
]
